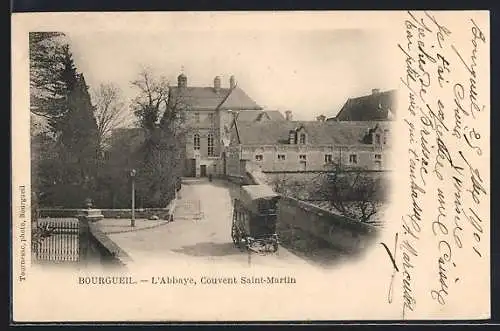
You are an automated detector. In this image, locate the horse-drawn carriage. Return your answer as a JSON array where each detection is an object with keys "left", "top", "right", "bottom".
[{"left": 231, "top": 184, "right": 280, "bottom": 253}]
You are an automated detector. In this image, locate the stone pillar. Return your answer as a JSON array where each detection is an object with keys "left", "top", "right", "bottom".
[{"left": 78, "top": 215, "right": 90, "bottom": 265}]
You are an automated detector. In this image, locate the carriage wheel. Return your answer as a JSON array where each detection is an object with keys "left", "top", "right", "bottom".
[{"left": 272, "top": 242, "right": 279, "bottom": 253}]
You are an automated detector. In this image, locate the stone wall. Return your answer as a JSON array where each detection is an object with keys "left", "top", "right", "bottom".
[
  {"left": 223, "top": 161, "right": 381, "bottom": 253},
  {"left": 277, "top": 196, "right": 379, "bottom": 254},
  {"left": 85, "top": 222, "right": 133, "bottom": 268},
  {"left": 40, "top": 208, "right": 170, "bottom": 220}
]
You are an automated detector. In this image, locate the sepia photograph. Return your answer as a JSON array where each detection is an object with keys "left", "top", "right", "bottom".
[
  {"left": 29, "top": 28, "right": 394, "bottom": 272},
  {"left": 12, "top": 11, "right": 490, "bottom": 322}
]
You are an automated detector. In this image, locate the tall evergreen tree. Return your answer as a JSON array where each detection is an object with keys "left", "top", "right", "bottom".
[
  {"left": 29, "top": 32, "right": 73, "bottom": 134},
  {"left": 30, "top": 32, "right": 99, "bottom": 207},
  {"left": 59, "top": 72, "right": 99, "bottom": 189}
]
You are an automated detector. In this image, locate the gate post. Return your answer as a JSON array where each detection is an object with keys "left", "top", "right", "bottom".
[{"left": 78, "top": 214, "right": 90, "bottom": 265}]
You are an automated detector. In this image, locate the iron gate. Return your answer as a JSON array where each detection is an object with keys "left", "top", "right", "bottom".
[{"left": 34, "top": 218, "right": 80, "bottom": 262}]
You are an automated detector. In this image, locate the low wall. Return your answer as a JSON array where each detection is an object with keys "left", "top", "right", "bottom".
[
  {"left": 277, "top": 196, "right": 379, "bottom": 253},
  {"left": 85, "top": 222, "right": 133, "bottom": 268},
  {"left": 40, "top": 208, "right": 170, "bottom": 220}
]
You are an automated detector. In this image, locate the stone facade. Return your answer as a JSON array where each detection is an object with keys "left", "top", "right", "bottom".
[
  {"left": 169, "top": 73, "right": 263, "bottom": 178},
  {"left": 225, "top": 119, "right": 393, "bottom": 177}
]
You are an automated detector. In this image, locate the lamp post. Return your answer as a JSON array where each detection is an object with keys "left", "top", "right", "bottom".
[{"left": 130, "top": 169, "right": 136, "bottom": 227}]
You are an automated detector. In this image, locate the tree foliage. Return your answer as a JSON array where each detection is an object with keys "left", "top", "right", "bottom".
[
  {"left": 30, "top": 32, "right": 99, "bottom": 208},
  {"left": 313, "top": 164, "right": 387, "bottom": 223},
  {"left": 29, "top": 32, "right": 76, "bottom": 133},
  {"left": 128, "top": 68, "right": 187, "bottom": 207}
]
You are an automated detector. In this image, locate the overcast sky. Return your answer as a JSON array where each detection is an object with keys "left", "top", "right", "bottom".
[{"left": 66, "top": 29, "right": 397, "bottom": 123}]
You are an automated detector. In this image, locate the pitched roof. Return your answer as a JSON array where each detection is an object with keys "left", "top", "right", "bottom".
[
  {"left": 235, "top": 110, "right": 285, "bottom": 122},
  {"left": 169, "top": 86, "right": 262, "bottom": 111},
  {"left": 234, "top": 120, "right": 388, "bottom": 146},
  {"left": 332, "top": 89, "right": 397, "bottom": 121}
]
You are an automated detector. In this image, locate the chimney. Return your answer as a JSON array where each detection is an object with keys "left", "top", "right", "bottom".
[
  {"left": 229, "top": 75, "right": 236, "bottom": 89},
  {"left": 214, "top": 76, "right": 221, "bottom": 93},
  {"left": 285, "top": 110, "right": 293, "bottom": 121},
  {"left": 177, "top": 73, "right": 187, "bottom": 88},
  {"left": 372, "top": 88, "right": 380, "bottom": 95}
]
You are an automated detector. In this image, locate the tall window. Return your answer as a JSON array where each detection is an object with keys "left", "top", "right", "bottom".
[
  {"left": 193, "top": 133, "right": 200, "bottom": 150},
  {"left": 299, "top": 133, "right": 306, "bottom": 144},
  {"left": 207, "top": 132, "right": 215, "bottom": 156}
]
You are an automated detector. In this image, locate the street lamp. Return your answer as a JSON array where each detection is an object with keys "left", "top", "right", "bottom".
[{"left": 130, "top": 169, "right": 136, "bottom": 227}]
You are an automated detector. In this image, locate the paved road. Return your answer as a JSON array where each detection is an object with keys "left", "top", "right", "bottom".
[{"left": 107, "top": 178, "right": 315, "bottom": 270}]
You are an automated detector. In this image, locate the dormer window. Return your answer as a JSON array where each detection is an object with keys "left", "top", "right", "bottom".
[{"left": 299, "top": 133, "right": 306, "bottom": 144}]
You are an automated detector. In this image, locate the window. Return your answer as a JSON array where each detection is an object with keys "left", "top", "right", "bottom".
[
  {"left": 193, "top": 133, "right": 200, "bottom": 150},
  {"left": 208, "top": 132, "right": 215, "bottom": 156},
  {"left": 299, "top": 154, "right": 307, "bottom": 161},
  {"left": 255, "top": 154, "right": 263, "bottom": 161},
  {"left": 349, "top": 154, "right": 358, "bottom": 164},
  {"left": 375, "top": 133, "right": 381, "bottom": 145},
  {"left": 208, "top": 113, "right": 214, "bottom": 123},
  {"left": 194, "top": 112, "right": 200, "bottom": 123},
  {"left": 299, "top": 133, "right": 306, "bottom": 144},
  {"left": 278, "top": 154, "right": 286, "bottom": 161},
  {"left": 324, "top": 154, "right": 333, "bottom": 163},
  {"left": 375, "top": 154, "right": 382, "bottom": 160}
]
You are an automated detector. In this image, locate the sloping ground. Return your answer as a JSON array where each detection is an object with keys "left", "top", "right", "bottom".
[{"left": 173, "top": 179, "right": 204, "bottom": 220}]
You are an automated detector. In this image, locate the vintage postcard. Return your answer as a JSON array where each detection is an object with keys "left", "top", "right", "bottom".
[{"left": 11, "top": 11, "right": 490, "bottom": 322}]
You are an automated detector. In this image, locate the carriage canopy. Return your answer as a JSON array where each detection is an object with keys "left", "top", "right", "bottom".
[
  {"left": 240, "top": 184, "right": 278, "bottom": 202},
  {"left": 239, "top": 184, "right": 280, "bottom": 214}
]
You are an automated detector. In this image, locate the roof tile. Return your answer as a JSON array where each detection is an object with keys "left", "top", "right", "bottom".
[
  {"left": 333, "top": 89, "right": 397, "bottom": 121},
  {"left": 235, "top": 121, "right": 390, "bottom": 146},
  {"left": 169, "top": 86, "right": 262, "bottom": 111}
]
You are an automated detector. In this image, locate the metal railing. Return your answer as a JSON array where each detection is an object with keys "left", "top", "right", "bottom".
[{"left": 34, "top": 218, "right": 80, "bottom": 262}]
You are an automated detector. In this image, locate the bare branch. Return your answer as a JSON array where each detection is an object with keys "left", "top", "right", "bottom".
[{"left": 92, "top": 82, "right": 128, "bottom": 152}]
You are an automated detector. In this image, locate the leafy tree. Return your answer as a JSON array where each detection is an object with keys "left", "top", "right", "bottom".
[
  {"left": 58, "top": 73, "right": 99, "bottom": 190},
  {"left": 29, "top": 32, "right": 75, "bottom": 134},
  {"left": 129, "top": 68, "right": 187, "bottom": 207},
  {"left": 30, "top": 32, "right": 99, "bottom": 207}
]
